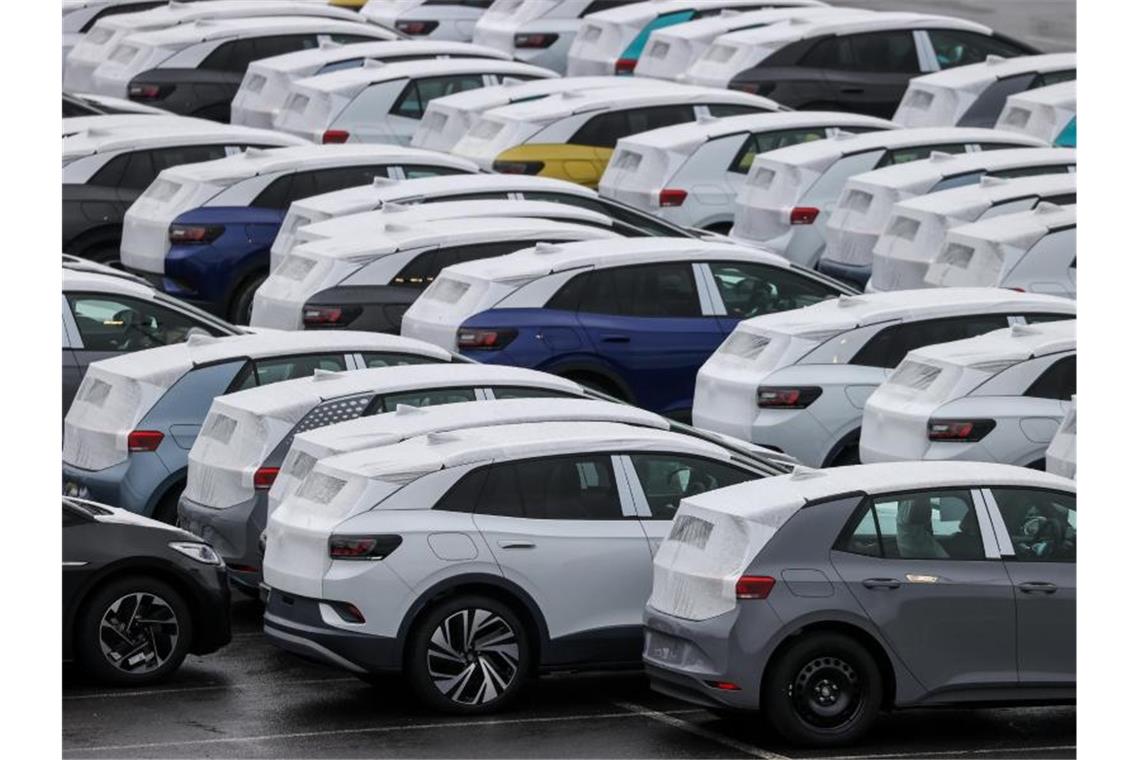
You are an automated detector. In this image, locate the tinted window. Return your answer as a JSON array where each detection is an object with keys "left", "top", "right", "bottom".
[
  {"left": 570, "top": 111, "right": 629, "bottom": 149},
  {"left": 578, "top": 263, "right": 701, "bottom": 318},
  {"left": 68, "top": 294, "right": 217, "bottom": 351},
  {"left": 89, "top": 151, "right": 147, "bottom": 189},
  {"left": 520, "top": 191, "right": 683, "bottom": 236},
  {"left": 1024, "top": 354, "right": 1076, "bottom": 400},
  {"left": 391, "top": 241, "right": 543, "bottom": 289},
  {"left": 401, "top": 164, "right": 470, "bottom": 180},
  {"left": 434, "top": 467, "right": 489, "bottom": 513},
  {"left": 708, "top": 261, "right": 838, "bottom": 319},
  {"left": 392, "top": 74, "right": 488, "bottom": 120},
  {"left": 252, "top": 166, "right": 393, "bottom": 210},
  {"left": 476, "top": 461, "right": 526, "bottom": 517},
  {"left": 418, "top": 191, "right": 512, "bottom": 203},
  {"left": 361, "top": 352, "right": 445, "bottom": 368},
  {"left": 1039, "top": 192, "right": 1076, "bottom": 207},
  {"left": 706, "top": 103, "right": 765, "bottom": 118},
  {"left": 990, "top": 488, "right": 1075, "bottom": 562},
  {"left": 546, "top": 273, "right": 589, "bottom": 310},
  {"left": 489, "top": 386, "right": 580, "bottom": 401},
  {"left": 958, "top": 73, "right": 1035, "bottom": 127},
  {"left": 876, "top": 142, "right": 969, "bottom": 168},
  {"left": 1023, "top": 312, "right": 1074, "bottom": 325},
  {"left": 928, "top": 29, "right": 1027, "bottom": 69},
  {"left": 628, "top": 104, "right": 695, "bottom": 135},
  {"left": 630, "top": 453, "right": 753, "bottom": 519},
  {"left": 1029, "top": 69, "right": 1076, "bottom": 89},
  {"left": 987, "top": 164, "right": 1073, "bottom": 180},
  {"left": 851, "top": 314, "right": 1012, "bottom": 369},
  {"left": 379, "top": 387, "right": 477, "bottom": 412},
  {"left": 730, "top": 128, "right": 830, "bottom": 174},
  {"left": 150, "top": 144, "right": 230, "bottom": 175},
  {"left": 484, "top": 455, "right": 623, "bottom": 520},
  {"left": 802, "top": 31, "right": 919, "bottom": 73},
  {"left": 841, "top": 490, "right": 985, "bottom": 560},
  {"left": 201, "top": 35, "right": 319, "bottom": 73},
  {"left": 235, "top": 353, "right": 348, "bottom": 390}
]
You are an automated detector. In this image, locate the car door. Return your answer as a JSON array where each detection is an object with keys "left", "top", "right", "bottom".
[
  {"left": 803, "top": 31, "right": 923, "bottom": 117},
  {"left": 830, "top": 488, "right": 1019, "bottom": 692},
  {"left": 982, "top": 487, "right": 1075, "bottom": 686},
  {"left": 470, "top": 453, "right": 654, "bottom": 663}
]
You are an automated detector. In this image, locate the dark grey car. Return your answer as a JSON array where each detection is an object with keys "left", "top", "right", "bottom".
[{"left": 643, "top": 461, "right": 1075, "bottom": 747}]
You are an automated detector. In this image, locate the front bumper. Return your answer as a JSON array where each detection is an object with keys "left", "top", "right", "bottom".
[{"left": 179, "top": 493, "right": 266, "bottom": 593}]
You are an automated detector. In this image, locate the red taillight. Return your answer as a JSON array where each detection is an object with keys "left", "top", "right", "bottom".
[
  {"left": 790, "top": 206, "right": 820, "bottom": 225},
  {"left": 658, "top": 188, "right": 688, "bottom": 208},
  {"left": 457, "top": 328, "right": 518, "bottom": 350},
  {"left": 514, "top": 33, "right": 558, "bottom": 49},
  {"left": 128, "top": 83, "right": 162, "bottom": 100},
  {"left": 614, "top": 57, "right": 637, "bottom": 75},
  {"left": 253, "top": 467, "right": 279, "bottom": 490},
  {"left": 735, "top": 575, "right": 776, "bottom": 600},
  {"left": 756, "top": 386, "right": 822, "bottom": 409},
  {"left": 329, "top": 534, "right": 402, "bottom": 560},
  {"left": 396, "top": 20, "right": 439, "bottom": 35},
  {"left": 322, "top": 129, "right": 350, "bottom": 144},
  {"left": 302, "top": 305, "right": 360, "bottom": 328},
  {"left": 708, "top": 681, "right": 742, "bottom": 691},
  {"left": 927, "top": 419, "right": 996, "bottom": 442},
  {"left": 127, "top": 430, "right": 164, "bottom": 452},
  {"left": 169, "top": 224, "right": 223, "bottom": 245}
]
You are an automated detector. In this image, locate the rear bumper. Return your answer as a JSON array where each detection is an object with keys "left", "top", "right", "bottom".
[{"left": 179, "top": 493, "right": 266, "bottom": 593}]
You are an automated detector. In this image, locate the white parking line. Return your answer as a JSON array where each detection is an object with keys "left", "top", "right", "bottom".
[
  {"left": 62, "top": 707, "right": 707, "bottom": 754},
  {"left": 612, "top": 700, "right": 790, "bottom": 760},
  {"left": 63, "top": 676, "right": 358, "bottom": 700},
  {"left": 820, "top": 744, "right": 1077, "bottom": 759}
]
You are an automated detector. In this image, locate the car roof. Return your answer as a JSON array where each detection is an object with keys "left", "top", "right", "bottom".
[
  {"left": 1006, "top": 79, "right": 1077, "bottom": 110},
  {"left": 125, "top": 15, "right": 377, "bottom": 46},
  {"left": 946, "top": 201, "right": 1076, "bottom": 248},
  {"left": 249, "top": 39, "right": 509, "bottom": 73},
  {"left": 480, "top": 84, "right": 778, "bottom": 122},
  {"left": 844, "top": 147, "right": 1075, "bottom": 192},
  {"left": 904, "top": 52, "right": 1076, "bottom": 94},
  {"left": 647, "top": 6, "right": 857, "bottom": 42},
  {"left": 892, "top": 172, "right": 1077, "bottom": 217},
  {"left": 62, "top": 122, "right": 302, "bottom": 158},
  {"left": 291, "top": 57, "right": 555, "bottom": 95},
  {"left": 683, "top": 460, "right": 1073, "bottom": 524},
  {"left": 586, "top": 0, "right": 826, "bottom": 26},
  {"left": 616, "top": 111, "right": 895, "bottom": 151},
  {"left": 63, "top": 114, "right": 203, "bottom": 136},
  {"left": 713, "top": 11, "right": 992, "bottom": 47},
  {"left": 62, "top": 265, "right": 158, "bottom": 299},
  {"left": 909, "top": 319, "right": 1075, "bottom": 368},
  {"left": 425, "top": 75, "right": 667, "bottom": 111},
  {"left": 94, "top": 1, "right": 363, "bottom": 29}
]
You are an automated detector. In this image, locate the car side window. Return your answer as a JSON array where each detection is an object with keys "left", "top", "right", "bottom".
[
  {"left": 876, "top": 142, "right": 969, "bottom": 168},
  {"left": 250, "top": 174, "right": 295, "bottom": 210},
  {"left": 201, "top": 35, "right": 318, "bottom": 73},
  {"left": 629, "top": 453, "right": 753, "bottom": 520},
  {"left": 851, "top": 314, "right": 1012, "bottom": 369},
  {"left": 434, "top": 467, "right": 489, "bottom": 513},
  {"left": 628, "top": 105, "right": 695, "bottom": 135},
  {"left": 150, "top": 144, "right": 230, "bottom": 175},
  {"left": 377, "top": 387, "right": 477, "bottom": 413},
  {"left": 1029, "top": 69, "right": 1076, "bottom": 89},
  {"left": 803, "top": 31, "right": 919, "bottom": 73},
  {"left": 578, "top": 263, "right": 702, "bottom": 318},
  {"left": 839, "top": 490, "right": 985, "bottom": 560},
  {"left": 418, "top": 191, "right": 513, "bottom": 203},
  {"left": 88, "top": 151, "right": 149, "bottom": 190},
  {"left": 730, "top": 128, "right": 830, "bottom": 174},
  {"left": 400, "top": 164, "right": 470, "bottom": 180},
  {"left": 988, "top": 164, "right": 1074, "bottom": 181},
  {"left": 289, "top": 395, "right": 373, "bottom": 439},
  {"left": 927, "top": 29, "right": 1028, "bottom": 69},
  {"left": 360, "top": 352, "right": 445, "bottom": 368},
  {"left": 515, "top": 455, "right": 624, "bottom": 520},
  {"left": 518, "top": 191, "right": 681, "bottom": 237},
  {"left": 708, "top": 261, "right": 838, "bottom": 319},
  {"left": 391, "top": 241, "right": 545, "bottom": 289},
  {"left": 1024, "top": 354, "right": 1076, "bottom": 400},
  {"left": 570, "top": 111, "right": 630, "bottom": 149},
  {"left": 546, "top": 272, "right": 590, "bottom": 311},
  {"left": 489, "top": 386, "right": 580, "bottom": 401},
  {"left": 67, "top": 293, "right": 214, "bottom": 352},
  {"left": 234, "top": 353, "right": 348, "bottom": 390},
  {"left": 989, "top": 488, "right": 1075, "bottom": 562},
  {"left": 392, "top": 74, "right": 488, "bottom": 120},
  {"left": 706, "top": 103, "right": 765, "bottom": 118}
]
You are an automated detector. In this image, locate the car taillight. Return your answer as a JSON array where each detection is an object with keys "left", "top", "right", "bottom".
[
  {"left": 757, "top": 386, "right": 821, "bottom": 409},
  {"left": 614, "top": 57, "right": 637, "bottom": 75},
  {"left": 658, "top": 188, "right": 688, "bottom": 208},
  {"left": 927, "top": 419, "right": 996, "bottom": 442},
  {"left": 396, "top": 20, "right": 439, "bottom": 35},
  {"left": 253, "top": 467, "right": 279, "bottom": 490},
  {"left": 492, "top": 160, "right": 544, "bottom": 175},
  {"left": 302, "top": 305, "right": 361, "bottom": 328},
  {"left": 515, "top": 33, "right": 558, "bottom": 49},
  {"left": 169, "top": 224, "right": 223, "bottom": 244},
  {"left": 127, "top": 430, "right": 164, "bottom": 452},
  {"left": 790, "top": 207, "right": 820, "bottom": 225},
  {"left": 457, "top": 328, "right": 517, "bottom": 350},
  {"left": 328, "top": 534, "right": 403, "bottom": 561},
  {"left": 322, "top": 129, "right": 350, "bottom": 144},
  {"left": 128, "top": 83, "right": 169, "bottom": 101},
  {"left": 735, "top": 575, "right": 776, "bottom": 600},
  {"left": 707, "top": 680, "right": 742, "bottom": 691}
]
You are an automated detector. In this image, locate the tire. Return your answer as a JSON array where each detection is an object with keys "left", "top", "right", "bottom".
[
  {"left": 228, "top": 272, "right": 266, "bottom": 326},
  {"left": 76, "top": 575, "right": 193, "bottom": 686},
  {"left": 406, "top": 595, "right": 531, "bottom": 714},
  {"left": 762, "top": 632, "right": 882, "bottom": 747}
]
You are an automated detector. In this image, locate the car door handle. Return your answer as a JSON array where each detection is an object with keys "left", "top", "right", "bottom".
[
  {"left": 840, "top": 87, "right": 865, "bottom": 94},
  {"left": 862, "top": 578, "right": 901, "bottom": 590},
  {"left": 497, "top": 540, "right": 535, "bottom": 549},
  {"left": 1017, "top": 581, "right": 1058, "bottom": 594},
  {"left": 600, "top": 334, "right": 630, "bottom": 343}
]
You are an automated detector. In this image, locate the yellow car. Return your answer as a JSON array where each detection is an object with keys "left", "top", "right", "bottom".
[
  {"left": 450, "top": 85, "right": 780, "bottom": 188},
  {"left": 329, "top": 0, "right": 367, "bottom": 9}
]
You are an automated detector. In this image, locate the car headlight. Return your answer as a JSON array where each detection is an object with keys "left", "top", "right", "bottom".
[{"left": 169, "top": 541, "right": 223, "bottom": 566}]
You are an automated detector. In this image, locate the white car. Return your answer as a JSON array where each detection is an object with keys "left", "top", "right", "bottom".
[
  {"left": 231, "top": 40, "right": 510, "bottom": 129},
  {"left": 62, "top": 112, "right": 196, "bottom": 138},
  {"left": 924, "top": 202, "right": 1077, "bottom": 297},
  {"left": 567, "top": 0, "right": 823, "bottom": 76},
  {"left": 64, "top": 0, "right": 368, "bottom": 93},
  {"left": 893, "top": 53, "right": 1076, "bottom": 129},
  {"left": 261, "top": 408, "right": 783, "bottom": 712},
  {"left": 861, "top": 319, "right": 1075, "bottom": 468},
  {"left": 729, "top": 127, "right": 1047, "bottom": 268},
  {"left": 63, "top": 0, "right": 167, "bottom": 67},
  {"left": 598, "top": 111, "right": 894, "bottom": 233},
  {"left": 995, "top": 80, "right": 1077, "bottom": 147},
  {"left": 360, "top": 0, "right": 492, "bottom": 41},
  {"left": 64, "top": 90, "right": 172, "bottom": 117},
  {"left": 869, "top": 172, "right": 1076, "bottom": 293},
  {"left": 1046, "top": 396, "right": 1076, "bottom": 479},
  {"left": 692, "top": 288, "right": 1075, "bottom": 468},
  {"left": 411, "top": 75, "right": 664, "bottom": 153},
  {"left": 820, "top": 147, "right": 1076, "bottom": 288},
  {"left": 272, "top": 58, "right": 557, "bottom": 145},
  {"left": 251, "top": 213, "right": 619, "bottom": 331}
]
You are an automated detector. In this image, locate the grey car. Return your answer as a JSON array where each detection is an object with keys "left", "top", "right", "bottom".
[{"left": 643, "top": 461, "right": 1075, "bottom": 746}]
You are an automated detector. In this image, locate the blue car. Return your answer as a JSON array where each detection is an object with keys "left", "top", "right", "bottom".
[
  {"left": 401, "top": 238, "right": 854, "bottom": 420},
  {"left": 62, "top": 331, "right": 456, "bottom": 522},
  {"left": 119, "top": 145, "right": 478, "bottom": 323}
]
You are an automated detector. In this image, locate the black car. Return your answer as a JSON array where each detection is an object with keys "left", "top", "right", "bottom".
[
  {"left": 63, "top": 498, "right": 231, "bottom": 685},
  {"left": 726, "top": 17, "right": 1038, "bottom": 118}
]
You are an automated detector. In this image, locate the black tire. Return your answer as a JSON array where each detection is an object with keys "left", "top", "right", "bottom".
[
  {"left": 76, "top": 575, "right": 193, "bottom": 686},
  {"left": 406, "top": 594, "right": 531, "bottom": 715},
  {"left": 69, "top": 229, "right": 123, "bottom": 267},
  {"left": 762, "top": 632, "right": 882, "bottom": 747},
  {"left": 228, "top": 272, "right": 266, "bottom": 326}
]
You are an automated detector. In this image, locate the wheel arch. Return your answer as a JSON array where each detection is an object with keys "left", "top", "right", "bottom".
[
  {"left": 543, "top": 360, "right": 635, "bottom": 403},
  {"left": 822, "top": 427, "right": 862, "bottom": 468}
]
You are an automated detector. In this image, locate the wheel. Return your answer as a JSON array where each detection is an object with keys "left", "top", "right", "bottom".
[
  {"left": 76, "top": 575, "right": 192, "bottom": 686},
  {"left": 763, "top": 632, "right": 882, "bottom": 747},
  {"left": 406, "top": 595, "right": 530, "bottom": 714},
  {"left": 68, "top": 229, "right": 123, "bottom": 267},
  {"left": 228, "top": 272, "right": 266, "bottom": 326}
]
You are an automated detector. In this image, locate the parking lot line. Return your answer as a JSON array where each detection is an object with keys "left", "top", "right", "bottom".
[
  {"left": 818, "top": 744, "right": 1078, "bottom": 759},
  {"left": 612, "top": 700, "right": 790, "bottom": 760},
  {"left": 62, "top": 707, "right": 708, "bottom": 755},
  {"left": 63, "top": 676, "right": 359, "bottom": 700}
]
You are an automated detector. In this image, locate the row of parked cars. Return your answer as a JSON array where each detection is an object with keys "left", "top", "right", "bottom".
[{"left": 60, "top": 1, "right": 1076, "bottom": 748}]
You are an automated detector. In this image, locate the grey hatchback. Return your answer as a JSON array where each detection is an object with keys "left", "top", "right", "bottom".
[{"left": 643, "top": 461, "right": 1075, "bottom": 747}]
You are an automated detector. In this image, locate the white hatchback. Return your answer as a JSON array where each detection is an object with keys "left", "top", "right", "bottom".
[
  {"left": 360, "top": 0, "right": 490, "bottom": 41},
  {"left": 995, "top": 80, "right": 1077, "bottom": 147},
  {"left": 473, "top": 0, "right": 625, "bottom": 75}
]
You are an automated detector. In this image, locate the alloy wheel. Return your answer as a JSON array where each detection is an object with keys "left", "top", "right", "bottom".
[
  {"left": 97, "top": 592, "right": 180, "bottom": 675},
  {"left": 426, "top": 608, "right": 520, "bottom": 705}
]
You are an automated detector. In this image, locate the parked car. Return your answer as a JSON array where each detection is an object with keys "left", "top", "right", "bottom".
[
  {"left": 252, "top": 212, "right": 620, "bottom": 331},
  {"left": 1046, "top": 397, "right": 1076, "bottom": 479},
  {"left": 924, "top": 202, "right": 1076, "bottom": 296},
  {"left": 273, "top": 58, "right": 557, "bottom": 145},
  {"left": 63, "top": 0, "right": 166, "bottom": 65},
  {"left": 63, "top": 496, "right": 231, "bottom": 685},
  {"left": 644, "top": 461, "right": 1075, "bottom": 746},
  {"left": 63, "top": 112, "right": 192, "bottom": 138},
  {"left": 995, "top": 80, "right": 1077, "bottom": 148},
  {"left": 473, "top": 0, "right": 640, "bottom": 75},
  {"left": 893, "top": 52, "right": 1075, "bottom": 128},
  {"left": 869, "top": 172, "right": 1076, "bottom": 292},
  {"left": 63, "top": 120, "right": 304, "bottom": 264},
  {"left": 62, "top": 330, "right": 455, "bottom": 521},
  {"left": 262, "top": 414, "right": 783, "bottom": 711},
  {"left": 861, "top": 319, "right": 1075, "bottom": 467},
  {"left": 361, "top": 0, "right": 492, "bottom": 41},
  {"left": 687, "top": 13, "right": 1037, "bottom": 116},
  {"left": 692, "top": 288, "right": 1075, "bottom": 467},
  {"left": 63, "top": 257, "right": 245, "bottom": 410},
  {"left": 567, "top": 0, "right": 825, "bottom": 76},
  {"left": 730, "top": 127, "right": 1047, "bottom": 268},
  {"left": 120, "top": 144, "right": 479, "bottom": 322},
  {"left": 64, "top": 0, "right": 370, "bottom": 93},
  {"left": 598, "top": 111, "right": 894, "bottom": 233},
  {"left": 452, "top": 84, "right": 780, "bottom": 187},
  {"left": 820, "top": 147, "right": 1076, "bottom": 288},
  {"left": 402, "top": 238, "right": 854, "bottom": 418},
  {"left": 231, "top": 39, "right": 510, "bottom": 129},
  {"left": 180, "top": 373, "right": 602, "bottom": 591},
  {"left": 63, "top": 90, "right": 169, "bottom": 117}
]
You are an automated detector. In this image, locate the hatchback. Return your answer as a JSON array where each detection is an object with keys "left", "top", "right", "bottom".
[
  {"left": 644, "top": 461, "right": 1075, "bottom": 746},
  {"left": 995, "top": 80, "right": 1077, "bottom": 148},
  {"left": 63, "top": 0, "right": 167, "bottom": 66},
  {"left": 360, "top": 0, "right": 491, "bottom": 41}
]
